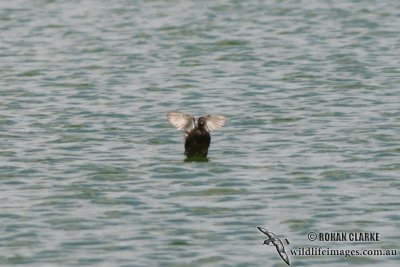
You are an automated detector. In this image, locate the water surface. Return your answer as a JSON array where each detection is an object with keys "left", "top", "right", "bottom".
[{"left": 1, "top": 1, "right": 399, "bottom": 266}]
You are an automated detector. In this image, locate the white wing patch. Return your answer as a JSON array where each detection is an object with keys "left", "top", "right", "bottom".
[
  {"left": 205, "top": 115, "right": 227, "bottom": 132},
  {"left": 166, "top": 112, "right": 195, "bottom": 132}
]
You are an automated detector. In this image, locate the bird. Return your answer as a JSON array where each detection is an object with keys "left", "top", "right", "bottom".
[
  {"left": 257, "top": 227, "right": 290, "bottom": 266},
  {"left": 166, "top": 112, "right": 226, "bottom": 158}
]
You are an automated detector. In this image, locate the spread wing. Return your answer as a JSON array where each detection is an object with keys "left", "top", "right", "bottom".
[
  {"left": 257, "top": 227, "right": 273, "bottom": 239},
  {"left": 276, "top": 244, "right": 290, "bottom": 266},
  {"left": 205, "top": 115, "right": 226, "bottom": 132},
  {"left": 166, "top": 112, "right": 195, "bottom": 132}
]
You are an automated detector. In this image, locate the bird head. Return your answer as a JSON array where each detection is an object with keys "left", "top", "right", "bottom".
[
  {"left": 263, "top": 238, "right": 277, "bottom": 246},
  {"left": 198, "top": 117, "right": 206, "bottom": 129}
]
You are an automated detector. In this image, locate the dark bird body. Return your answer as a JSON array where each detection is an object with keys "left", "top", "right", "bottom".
[
  {"left": 185, "top": 121, "right": 211, "bottom": 157},
  {"left": 166, "top": 112, "right": 226, "bottom": 159}
]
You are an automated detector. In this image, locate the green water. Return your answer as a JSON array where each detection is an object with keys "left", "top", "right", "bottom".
[{"left": 0, "top": 1, "right": 399, "bottom": 266}]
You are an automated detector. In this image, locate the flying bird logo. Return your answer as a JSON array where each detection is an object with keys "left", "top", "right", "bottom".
[{"left": 257, "top": 227, "right": 290, "bottom": 266}]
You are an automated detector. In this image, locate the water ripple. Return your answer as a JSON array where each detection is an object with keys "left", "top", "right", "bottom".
[{"left": 1, "top": 0, "right": 399, "bottom": 266}]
